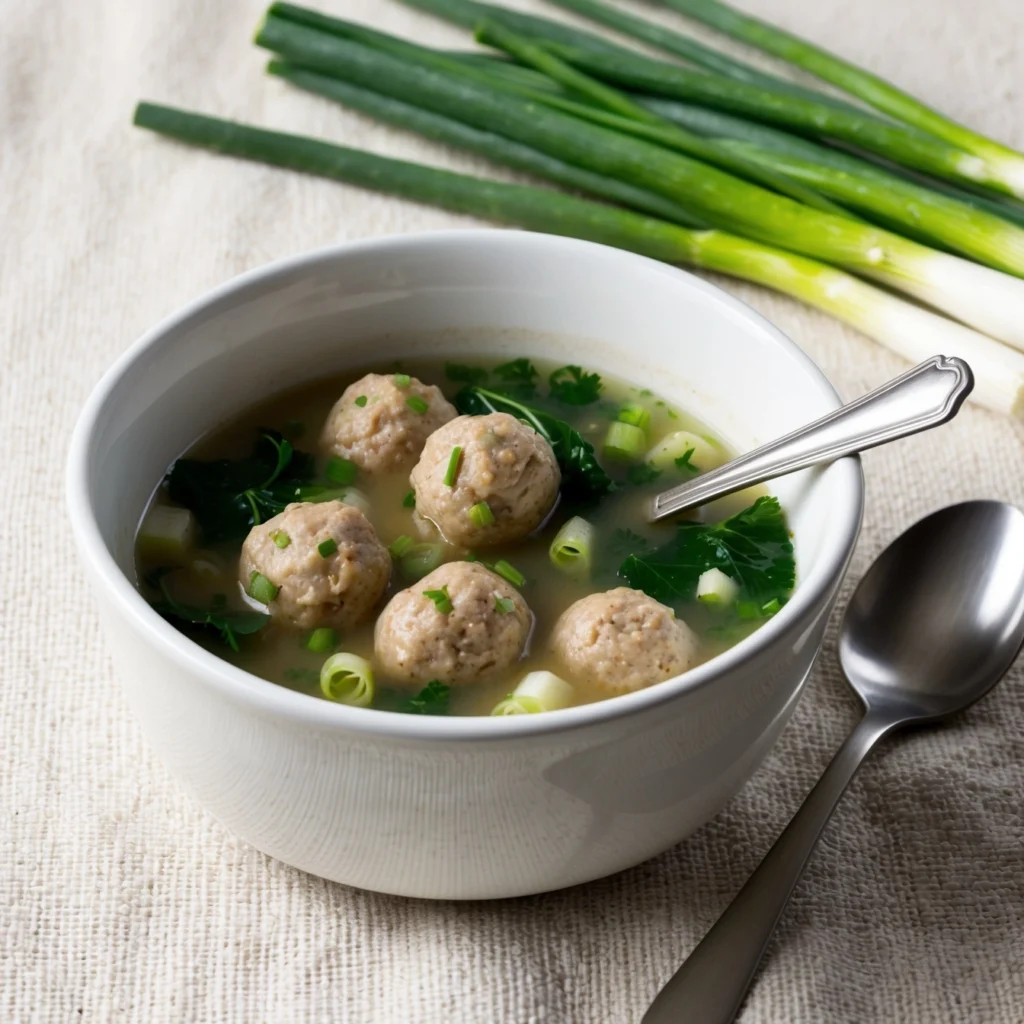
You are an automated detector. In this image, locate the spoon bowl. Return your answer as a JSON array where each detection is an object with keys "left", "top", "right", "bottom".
[{"left": 841, "top": 501, "right": 1024, "bottom": 722}]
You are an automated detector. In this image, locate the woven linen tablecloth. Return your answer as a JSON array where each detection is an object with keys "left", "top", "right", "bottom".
[{"left": 3, "top": 0, "right": 1023, "bottom": 1020}]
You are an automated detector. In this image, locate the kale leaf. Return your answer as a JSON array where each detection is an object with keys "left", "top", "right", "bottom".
[
  {"left": 453, "top": 386, "right": 612, "bottom": 500},
  {"left": 402, "top": 679, "right": 451, "bottom": 715},
  {"left": 619, "top": 496, "right": 795, "bottom": 606},
  {"left": 548, "top": 365, "right": 603, "bottom": 406}
]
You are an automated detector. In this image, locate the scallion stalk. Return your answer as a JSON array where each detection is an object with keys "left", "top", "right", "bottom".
[
  {"left": 491, "top": 670, "right": 576, "bottom": 715},
  {"left": 468, "top": 501, "right": 496, "bottom": 527},
  {"left": 443, "top": 445, "right": 463, "bottom": 487},
  {"left": 696, "top": 567, "right": 739, "bottom": 606},
  {"left": 248, "top": 570, "right": 280, "bottom": 605},
  {"left": 617, "top": 401, "right": 651, "bottom": 432},
  {"left": 493, "top": 559, "right": 525, "bottom": 587},
  {"left": 400, "top": 543, "right": 445, "bottom": 580},
  {"left": 320, "top": 652, "right": 375, "bottom": 706},
  {"left": 549, "top": 516, "right": 595, "bottom": 577},
  {"left": 306, "top": 627, "right": 338, "bottom": 653},
  {"left": 604, "top": 421, "right": 647, "bottom": 461}
]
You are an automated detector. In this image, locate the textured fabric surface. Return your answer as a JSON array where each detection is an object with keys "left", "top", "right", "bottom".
[{"left": 3, "top": 0, "right": 1023, "bottom": 1020}]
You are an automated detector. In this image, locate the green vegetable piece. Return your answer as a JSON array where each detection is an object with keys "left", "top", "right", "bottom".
[
  {"left": 626, "top": 463, "right": 662, "bottom": 486},
  {"left": 604, "top": 420, "right": 647, "bottom": 461},
  {"left": 318, "top": 538, "right": 338, "bottom": 558},
  {"left": 400, "top": 543, "right": 444, "bottom": 580},
  {"left": 394, "top": 372, "right": 412, "bottom": 388},
  {"left": 493, "top": 559, "right": 526, "bottom": 588},
  {"left": 445, "top": 362, "right": 488, "bottom": 385},
  {"left": 402, "top": 679, "right": 451, "bottom": 715},
  {"left": 492, "top": 358, "right": 539, "bottom": 399},
  {"left": 618, "top": 401, "right": 651, "bottom": 431},
  {"left": 549, "top": 515, "right": 595, "bottom": 577},
  {"left": 389, "top": 534, "right": 415, "bottom": 558},
  {"left": 354, "top": 395, "right": 368, "bottom": 407},
  {"left": 271, "top": 529, "right": 291, "bottom": 549},
  {"left": 762, "top": 597, "right": 782, "bottom": 615},
  {"left": 306, "top": 627, "right": 338, "bottom": 653},
  {"left": 326, "top": 456, "right": 357, "bottom": 485},
  {"left": 548, "top": 365, "right": 602, "bottom": 405},
  {"left": 320, "top": 652, "right": 374, "bottom": 706},
  {"left": 248, "top": 570, "right": 280, "bottom": 605},
  {"left": 423, "top": 584, "right": 454, "bottom": 614},
  {"left": 406, "top": 395, "right": 430, "bottom": 414},
  {"left": 468, "top": 501, "right": 495, "bottom": 527},
  {"left": 494, "top": 596, "right": 516, "bottom": 614},
  {"left": 443, "top": 446, "right": 463, "bottom": 487},
  {"left": 675, "top": 448, "right": 698, "bottom": 475},
  {"left": 402, "top": 489, "right": 416, "bottom": 509}
]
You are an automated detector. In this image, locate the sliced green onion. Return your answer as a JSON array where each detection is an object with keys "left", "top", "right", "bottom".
[
  {"left": 319, "top": 652, "right": 375, "bottom": 706},
  {"left": 423, "top": 584, "right": 454, "bottom": 614},
  {"left": 306, "top": 627, "right": 338, "bottom": 653},
  {"left": 617, "top": 401, "right": 651, "bottom": 431},
  {"left": 400, "top": 543, "right": 444, "bottom": 580},
  {"left": 406, "top": 395, "right": 430, "bottom": 414},
  {"left": 494, "top": 596, "right": 516, "bottom": 614},
  {"left": 493, "top": 559, "right": 525, "bottom": 587},
  {"left": 326, "top": 456, "right": 358, "bottom": 485},
  {"left": 443, "top": 445, "right": 463, "bottom": 487},
  {"left": 394, "top": 372, "right": 411, "bottom": 387},
  {"left": 389, "top": 534, "right": 415, "bottom": 558},
  {"left": 736, "top": 600, "right": 763, "bottom": 620},
  {"left": 137, "top": 504, "right": 195, "bottom": 562},
  {"left": 402, "top": 489, "right": 416, "bottom": 509},
  {"left": 646, "top": 430, "right": 725, "bottom": 473},
  {"left": 354, "top": 395, "right": 368, "bottom": 407},
  {"left": 603, "top": 420, "right": 647, "bottom": 462},
  {"left": 271, "top": 529, "right": 291, "bottom": 549},
  {"left": 696, "top": 567, "right": 740, "bottom": 605},
  {"left": 318, "top": 538, "right": 338, "bottom": 558},
  {"left": 248, "top": 570, "right": 279, "bottom": 605},
  {"left": 762, "top": 597, "right": 782, "bottom": 616},
  {"left": 491, "top": 670, "right": 576, "bottom": 715},
  {"left": 468, "top": 501, "right": 495, "bottom": 527},
  {"left": 549, "top": 516, "right": 595, "bottom": 577}
]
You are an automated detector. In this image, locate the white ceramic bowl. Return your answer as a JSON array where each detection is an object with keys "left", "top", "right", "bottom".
[{"left": 68, "top": 230, "right": 862, "bottom": 900}]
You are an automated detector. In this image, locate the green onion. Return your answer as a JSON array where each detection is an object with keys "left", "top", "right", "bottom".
[
  {"left": 317, "top": 538, "right": 338, "bottom": 558},
  {"left": 494, "top": 596, "right": 516, "bottom": 614},
  {"left": 493, "top": 559, "right": 525, "bottom": 587},
  {"left": 306, "top": 627, "right": 338, "bottom": 653},
  {"left": 320, "top": 652, "right": 375, "bottom": 706},
  {"left": 696, "top": 567, "right": 740, "bottom": 606},
  {"left": 490, "top": 670, "right": 576, "bottom": 715},
  {"left": 326, "top": 456, "right": 357, "bottom": 485},
  {"left": 406, "top": 395, "right": 430, "bottom": 414},
  {"left": 468, "top": 501, "right": 495, "bottom": 527},
  {"left": 271, "top": 529, "right": 291, "bottom": 549},
  {"left": 137, "top": 504, "right": 195, "bottom": 563},
  {"left": 657, "top": 0, "right": 1024, "bottom": 201},
  {"left": 423, "top": 584, "right": 454, "bottom": 614},
  {"left": 400, "top": 543, "right": 444, "bottom": 580},
  {"left": 604, "top": 421, "right": 647, "bottom": 462},
  {"left": 354, "top": 394, "right": 368, "bottom": 407},
  {"left": 389, "top": 534, "right": 415, "bottom": 558},
  {"left": 762, "top": 597, "right": 782, "bottom": 616},
  {"left": 549, "top": 516, "right": 595, "bottom": 577},
  {"left": 394, "top": 372, "right": 411, "bottom": 387},
  {"left": 443, "top": 445, "right": 463, "bottom": 487},
  {"left": 248, "top": 570, "right": 279, "bottom": 605},
  {"left": 736, "top": 600, "right": 762, "bottom": 620},
  {"left": 402, "top": 490, "right": 416, "bottom": 509},
  {"left": 617, "top": 401, "right": 651, "bottom": 431},
  {"left": 131, "top": 104, "right": 1024, "bottom": 418}
]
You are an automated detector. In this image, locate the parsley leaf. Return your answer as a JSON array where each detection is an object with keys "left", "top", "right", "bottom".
[
  {"left": 626, "top": 463, "right": 662, "bottom": 486},
  {"left": 675, "top": 448, "right": 698, "bottom": 475},
  {"left": 619, "top": 496, "right": 795, "bottom": 606},
  {"left": 548, "top": 365, "right": 603, "bottom": 406},
  {"left": 609, "top": 528, "right": 650, "bottom": 558},
  {"left": 492, "top": 358, "right": 539, "bottom": 399},
  {"left": 445, "top": 362, "right": 489, "bottom": 385},
  {"left": 403, "top": 680, "right": 451, "bottom": 715}
]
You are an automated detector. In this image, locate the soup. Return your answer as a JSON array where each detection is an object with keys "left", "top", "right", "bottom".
[{"left": 135, "top": 356, "right": 795, "bottom": 716}]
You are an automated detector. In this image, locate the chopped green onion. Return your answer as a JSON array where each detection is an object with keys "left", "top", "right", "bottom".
[
  {"left": 318, "top": 538, "right": 338, "bottom": 558},
  {"left": 494, "top": 596, "right": 516, "bottom": 615},
  {"left": 736, "top": 600, "right": 763, "bottom": 620},
  {"left": 762, "top": 597, "right": 782, "bottom": 616},
  {"left": 646, "top": 430, "right": 725, "bottom": 473},
  {"left": 248, "top": 570, "right": 279, "bottom": 605},
  {"left": 271, "top": 529, "right": 291, "bottom": 549},
  {"left": 389, "top": 534, "right": 415, "bottom": 558},
  {"left": 306, "top": 627, "right": 338, "bottom": 653},
  {"left": 326, "top": 456, "right": 357, "bottom": 485},
  {"left": 443, "top": 445, "right": 463, "bottom": 487},
  {"left": 137, "top": 504, "right": 195, "bottom": 563},
  {"left": 491, "top": 670, "right": 576, "bottom": 715},
  {"left": 603, "top": 420, "right": 647, "bottom": 462},
  {"left": 696, "top": 567, "right": 740, "bottom": 605},
  {"left": 468, "top": 501, "right": 495, "bottom": 527},
  {"left": 319, "top": 652, "right": 374, "bottom": 706},
  {"left": 549, "top": 515, "right": 595, "bottom": 577},
  {"left": 354, "top": 395, "right": 368, "bottom": 407},
  {"left": 394, "top": 372, "right": 411, "bottom": 387},
  {"left": 493, "top": 559, "right": 525, "bottom": 587},
  {"left": 423, "top": 584, "right": 454, "bottom": 614},
  {"left": 406, "top": 395, "right": 430, "bottom": 414},
  {"left": 400, "top": 543, "right": 444, "bottom": 580},
  {"left": 402, "top": 489, "right": 416, "bottom": 509},
  {"left": 617, "top": 401, "right": 651, "bottom": 431}
]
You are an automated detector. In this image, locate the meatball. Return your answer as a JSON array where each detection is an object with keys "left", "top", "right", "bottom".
[
  {"left": 410, "top": 413, "right": 560, "bottom": 548},
  {"left": 320, "top": 372, "right": 457, "bottom": 473},
  {"left": 374, "top": 561, "right": 532, "bottom": 686},
  {"left": 550, "top": 587, "right": 698, "bottom": 695},
  {"left": 239, "top": 501, "right": 390, "bottom": 631}
]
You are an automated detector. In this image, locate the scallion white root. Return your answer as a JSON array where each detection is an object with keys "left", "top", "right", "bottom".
[
  {"left": 549, "top": 516, "right": 595, "bottom": 577},
  {"left": 491, "top": 670, "right": 576, "bottom": 715},
  {"left": 320, "top": 653, "right": 375, "bottom": 706},
  {"left": 697, "top": 567, "right": 740, "bottom": 605}
]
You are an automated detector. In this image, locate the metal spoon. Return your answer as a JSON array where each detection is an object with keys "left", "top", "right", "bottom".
[
  {"left": 643, "top": 500, "right": 1024, "bottom": 1024},
  {"left": 649, "top": 355, "right": 973, "bottom": 522}
]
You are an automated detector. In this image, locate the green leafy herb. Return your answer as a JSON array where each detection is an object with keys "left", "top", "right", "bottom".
[
  {"left": 406, "top": 395, "right": 430, "bottom": 414},
  {"left": 494, "top": 596, "right": 516, "bottom": 615},
  {"left": 402, "top": 489, "right": 416, "bottom": 509},
  {"left": 627, "top": 463, "right": 662, "bottom": 486},
  {"left": 148, "top": 569, "right": 269, "bottom": 651},
  {"left": 620, "top": 497, "right": 795, "bottom": 606},
  {"left": 675, "top": 448, "right": 698, "bottom": 475},
  {"left": 326, "top": 456, "right": 357, "bottom": 485},
  {"left": 318, "top": 538, "right": 338, "bottom": 558},
  {"left": 492, "top": 357, "right": 539, "bottom": 399},
  {"left": 354, "top": 395, "right": 368, "bottom": 407},
  {"left": 549, "top": 365, "right": 602, "bottom": 405},
  {"left": 610, "top": 528, "right": 650, "bottom": 557},
  {"left": 284, "top": 667, "right": 321, "bottom": 687},
  {"left": 445, "top": 362, "right": 489, "bottom": 385},
  {"left": 402, "top": 679, "right": 451, "bottom": 715},
  {"left": 423, "top": 584, "right": 453, "bottom": 614},
  {"left": 454, "top": 386, "right": 612, "bottom": 500},
  {"left": 167, "top": 431, "right": 316, "bottom": 543}
]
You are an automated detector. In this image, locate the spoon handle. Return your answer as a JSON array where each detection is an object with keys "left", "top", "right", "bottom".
[
  {"left": 642, "top": 711, "right": 895, "bottom": 1024},
  {"left": 649, "top": 355, "right": 973, "bottom": 521}
]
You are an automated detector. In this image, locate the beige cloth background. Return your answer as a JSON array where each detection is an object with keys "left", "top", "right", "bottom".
[{"left": 3, "top": 0, "right": 1023, "bottom": 1020}]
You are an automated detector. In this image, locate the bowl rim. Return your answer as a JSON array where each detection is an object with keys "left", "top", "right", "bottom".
[{"left": 67, "top": 229, "right": 863, "bottom": 742}]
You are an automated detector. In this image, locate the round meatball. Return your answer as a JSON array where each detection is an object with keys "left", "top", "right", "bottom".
[
  {"left": 320, "top": 372, "right": 457, "bottom": 473},
  {"left": 239, "top": 501, "right": 390, "bottom": 631},
  {"left": 551, "top": 587, "right": 698, "bottom": 695},
  {"left": 374, "top": 561, "right": 532, "bottom": 686},
  {"left": 410, "top": 413, "right": 560, "bottom": 548}
]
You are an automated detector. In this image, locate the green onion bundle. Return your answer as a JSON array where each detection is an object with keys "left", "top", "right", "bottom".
[{"left": 131, "top": 0, "right": 1024, "bottom": 420}]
